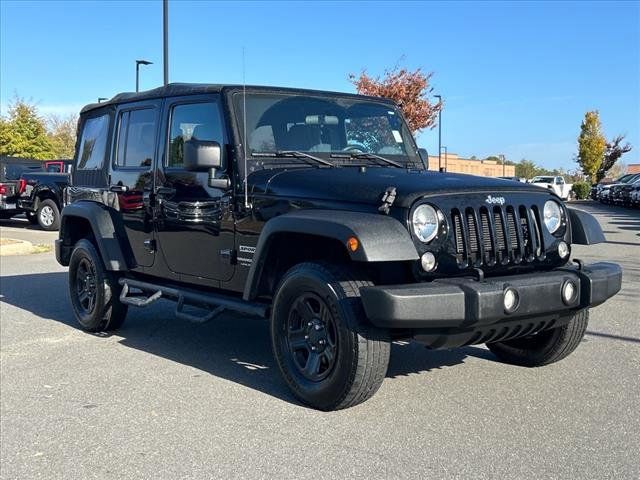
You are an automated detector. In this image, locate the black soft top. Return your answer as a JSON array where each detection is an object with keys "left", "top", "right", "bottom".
[{"left": 80, "top": 83, "right": 396, "bottom": 114}]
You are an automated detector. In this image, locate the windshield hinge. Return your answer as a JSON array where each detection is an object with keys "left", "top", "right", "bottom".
[{"left": 378, "top": 186, "right": 397, "bottom": 215}]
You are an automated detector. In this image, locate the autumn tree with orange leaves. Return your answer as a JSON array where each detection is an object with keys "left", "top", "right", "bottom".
[{"left": 349, "top": 66, "right": 441, "bottom": 134}]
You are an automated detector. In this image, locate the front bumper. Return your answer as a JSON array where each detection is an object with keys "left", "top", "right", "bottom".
[{"left": 360, "top": 262, "right": 621, "bottom": 330}]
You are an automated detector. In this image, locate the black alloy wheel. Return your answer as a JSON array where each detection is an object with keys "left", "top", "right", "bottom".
[{"left": 284, "top": 293, "right": 338, "bottom": 382}]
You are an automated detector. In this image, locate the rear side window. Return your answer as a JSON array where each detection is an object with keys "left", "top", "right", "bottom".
[
  {"left": 116, "top": 108, "right": 157, "bottom": 168},
  {"left": 77, "top": 114, "right": 109, "bottom": 170},
  {"left": 167, "top": 102, "right": 223, "bottom": 168}
]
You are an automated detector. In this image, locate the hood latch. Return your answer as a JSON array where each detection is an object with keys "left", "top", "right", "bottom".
[{"left": 378, "top": 186, "right": 397, "bottom": 215}]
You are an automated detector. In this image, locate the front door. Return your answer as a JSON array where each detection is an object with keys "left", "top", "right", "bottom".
[
  {"left": 154, "top": 95, "right": 235, "bottom": 282},
  {"left": 110, "top": 100, "right": 161, "bottom": 268}
]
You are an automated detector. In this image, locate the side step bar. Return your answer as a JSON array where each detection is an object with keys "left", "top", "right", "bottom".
[{"left": 118, "top": 278, "right": 269, "bottom": 322}]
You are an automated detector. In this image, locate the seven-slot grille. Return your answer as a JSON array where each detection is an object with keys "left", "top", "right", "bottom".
[{"left": 451, "top": 205, "right": 544, "bottom": 267}]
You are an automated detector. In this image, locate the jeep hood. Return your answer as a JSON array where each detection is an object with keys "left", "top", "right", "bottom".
[{"left": 248, "top": 167, "right": 547, "bottom": 207}]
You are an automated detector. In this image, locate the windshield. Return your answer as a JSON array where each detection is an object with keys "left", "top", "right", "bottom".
[
  {"left": 233, "top": 92, "right": 422, "bottom": 169},
  {"left": 531, "top": 176, "right": 554, "bottom": 184}
]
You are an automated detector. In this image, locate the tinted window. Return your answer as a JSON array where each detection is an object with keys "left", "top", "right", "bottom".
[
  {"left": 77, "top": 114, "right": 109, "bottom": 170},
  {"left": 116, "top": 108, "right": 157, "bottom": 168},
  {"left": 168, "top": 102, "right": 223, "bottom": 168}
]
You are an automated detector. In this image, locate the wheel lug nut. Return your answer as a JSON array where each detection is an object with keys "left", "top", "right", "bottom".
[
  {"left": 304, "top": 335, "right": 309, "bottom": 340},
  {"left": 311, "top": 346, "right": 316, "bottom": 351},
  {"left": 315, "top": 325, "right": 321, "bottom": 330}
]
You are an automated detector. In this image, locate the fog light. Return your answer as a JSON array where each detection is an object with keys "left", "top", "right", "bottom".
[
  {"left": 558, "top": 241, "right": 569, "bottom": 259},
  {"left": 562, "top": 281, "right": 577, "bottom": 305},
  {"left": 421, "top": 252, "right": 437, "bottom": 272},
  {"left": 503, "top": 287, "right": 519, "bottom": 313}
]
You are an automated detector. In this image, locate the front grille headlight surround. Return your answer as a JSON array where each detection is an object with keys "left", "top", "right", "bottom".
[
  {"left": 411, "top": 203, "right": 444, "bottom": 244},
  {"left": 543, "top": 200, "right": 563, "bottom": 234}
]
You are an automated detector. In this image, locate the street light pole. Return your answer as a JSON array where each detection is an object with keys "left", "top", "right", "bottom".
[
  {"left": 434, "top": 95, "right": 442, "bottom": 172},
  {"left": 500, "top": 154, "right": 506, "bottom": 176},
  {"left": 441, "top": 146, "right": 448, "bottom": 171},
  {"left": 163, "top": 0, "right": 169, "bottom": 86},
  {"left": 135, "top": 60, "right": 153, "bottom": 92}
]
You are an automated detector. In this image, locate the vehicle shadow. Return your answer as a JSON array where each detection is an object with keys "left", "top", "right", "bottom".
[
  {"left": 0, "top": 216, "right": 41, "bottom": 231},
  {"left": 0, "top": 272, "right": 476, "bottom": 407}
]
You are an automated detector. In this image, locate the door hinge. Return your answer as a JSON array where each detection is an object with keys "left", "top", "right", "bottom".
[{"left": 219, "top": 249, "right": 237, "bottom": 265}]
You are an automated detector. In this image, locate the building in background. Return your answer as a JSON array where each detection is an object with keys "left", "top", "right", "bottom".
[
  {"left": 627, "top": 164, "right": 640, "bottom": 174},
  {"left": 426, "top": 153, "right": 516, "bottom": 177}
]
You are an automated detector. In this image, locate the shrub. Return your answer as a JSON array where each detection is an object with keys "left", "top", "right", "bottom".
[{"left": 572, "top": 181, "right": 591, "bottom": 200}]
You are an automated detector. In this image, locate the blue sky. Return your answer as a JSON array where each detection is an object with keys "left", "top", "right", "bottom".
[{"left": 1, "top": 0, "right": 638, "bottom": 170}]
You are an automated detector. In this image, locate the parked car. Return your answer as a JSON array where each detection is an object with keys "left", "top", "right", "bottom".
[
  {"left": 44, "top": 159, "right": 73, "bottom": 173},
  {"left": 610, "top": 174, "right": 640, "bottom": 206},
  {"left": 55, "top": 83, "right": 621, "bottom": 410},
  {"left": 0, "top": 157, "right": 44, "bottom": 220},
  {"left": 529, "top": 175, "right": 572, "bottom": 200},
  {"left": 620, "top": 178, "right": 640, "bottom": 207},
  {"left": 0, "top": 156, "right": 70, "bottom": 229},
  {"left": 599, "top": 173, "right": 640, "bottom": 204},
  {"left": 631, "top": 180, "right": 640, "bottom": 207},
  {"left": 17, "top": 170, "right": 69, "bottom": 230}
]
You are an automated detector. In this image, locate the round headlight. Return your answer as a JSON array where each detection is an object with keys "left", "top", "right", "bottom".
[
  {"left": 412, "top": 204, "right": 439, "bottom": 243},
  {"left": 543, "top": 200, "right": 562, "bottom": 234}
]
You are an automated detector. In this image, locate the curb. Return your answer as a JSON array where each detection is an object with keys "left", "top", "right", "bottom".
[{"left": 0, "top": 238, "right": 35, "bottom": 256}]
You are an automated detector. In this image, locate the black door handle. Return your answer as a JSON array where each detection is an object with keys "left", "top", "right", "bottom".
[
  {"left": 156, "top": 186, "right": 176, "bottom": 197},
  {"left": 109, "top": 185, "right": 129, "bottom": 193}
]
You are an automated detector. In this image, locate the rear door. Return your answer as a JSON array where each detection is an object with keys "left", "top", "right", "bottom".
[
  {"left": 109, "top": 100, "right": 161, "bottom": 268},
  {"left": 154, "top": 95, "right": 235, "bottom": 282}
]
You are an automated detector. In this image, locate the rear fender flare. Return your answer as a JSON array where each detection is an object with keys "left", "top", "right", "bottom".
[{"left": 60, "top": 201, "right": 130, "bottom": 270}]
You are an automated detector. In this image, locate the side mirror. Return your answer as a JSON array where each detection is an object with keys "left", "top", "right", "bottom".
[
  {"left": 184, "top": 139, "right": 223, "bottom": 172},
  {"left": 418, "top": 148, "right": 429, "bottom": 169}
]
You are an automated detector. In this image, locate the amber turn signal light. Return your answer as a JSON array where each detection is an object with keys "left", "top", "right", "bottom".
[{"left": 347, "top": 236, "right": 359, "bottom": 252}]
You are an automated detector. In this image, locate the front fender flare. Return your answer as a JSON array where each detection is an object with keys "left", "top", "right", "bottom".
[
  {"left": 568, "top": 207, "right": 606, "bottom": 245},
  {"left": 243, "top": 209, "right": 418, "bottom": 300}
]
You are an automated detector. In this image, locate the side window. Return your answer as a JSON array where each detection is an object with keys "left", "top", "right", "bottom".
[
  {"left": 168, "top": 102, "right": 223, "bottom": 168},
  {"left": 116, "top": 108, "right": 157, "bottom": 168},
  {"left": 77, "top": 114, "right": 109, "bottom": 170}
]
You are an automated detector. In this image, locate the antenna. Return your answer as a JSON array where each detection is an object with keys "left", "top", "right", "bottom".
[{"left": 242, "top": 47, "right": 249, "bottom": 210}]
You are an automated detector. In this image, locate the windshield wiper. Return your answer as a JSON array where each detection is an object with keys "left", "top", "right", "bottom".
[
  {"left": 330, "top": 152, "right": 403, "bottom": 168},
  {"left": 252, "top": 150, "right": 336, "bottom": 167}
]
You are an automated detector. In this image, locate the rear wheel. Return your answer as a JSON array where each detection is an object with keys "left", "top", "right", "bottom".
[
  {"left": 271, "top": 262, "right": 390, "bottom": 411},
  {"left": 487, "top": 309, "right": 588, "bottom": 367},
  {"left": 37, "top": 199, "right": 60, "bottom": 231},
  {"left": 68, "top": 239, "right": 127, "bottom": 332}
]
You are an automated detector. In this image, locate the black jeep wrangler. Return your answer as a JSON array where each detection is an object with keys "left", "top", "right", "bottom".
[{"left": 56, "top": 84, "right": 621, "bottom": 410}]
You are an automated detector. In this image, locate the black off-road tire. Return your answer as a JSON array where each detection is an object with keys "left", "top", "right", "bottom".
[
  {"left": 68, "top": 239, "right": 128, "bottom": 332},
  {"left": 36, "top": 199, "right": 60, "bottom": 231},
  {"left": 271, "top": 262, "right": 390, "bottom": 411},
  {"left": 487, "top": 309, "right": 589, "bottom": 367},
  {"left": 26, "top": 211, "right": 39, "bottom": 225}
]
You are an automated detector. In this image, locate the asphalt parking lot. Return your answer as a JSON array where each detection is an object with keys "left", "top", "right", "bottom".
[{"left": 1, "top": 202, "right": 638, "bottom": 479}]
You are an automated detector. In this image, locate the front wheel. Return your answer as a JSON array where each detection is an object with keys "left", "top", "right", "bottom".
[
  {"left": 36, "top": 199, "right": 60, "bottom": 231},
  {"left": 68, "top": 239, "right": 128, "bottom": 332},
  {"left": 271, "top": 263, "right": 390, "bottom": 411},
  {"left": 487, "top": 309, "right": 589, "bottom": 367}
]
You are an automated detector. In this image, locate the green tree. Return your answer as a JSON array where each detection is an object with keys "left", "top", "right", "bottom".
[
  {"left": 595, "top": 134, "right": 632, "bottom": 182},
  {"left": 47, "top": 114, "right": 78, "bottom": 158},
  {"left": 576, "top": 111, "right": 606, "bottom": 181},
  {"left": 0, "top": 97, "right": 54, "bottom": 159},
  {"left": 515, "top": 159, "right": 539, "bottom": 179}
]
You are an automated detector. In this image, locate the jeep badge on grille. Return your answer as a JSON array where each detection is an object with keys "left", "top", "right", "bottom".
[{"left": 485, "top": 195, "right": 506, "bottom": 205}]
